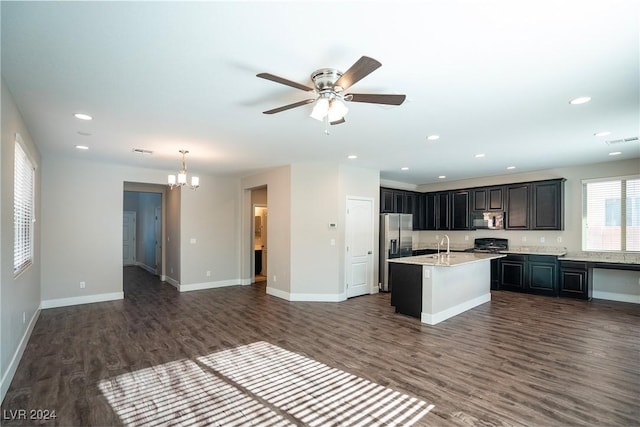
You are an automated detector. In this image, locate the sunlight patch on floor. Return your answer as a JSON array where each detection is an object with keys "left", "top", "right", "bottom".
[{"left": 99, "top": 341, "right": 434, "bottom": 426}]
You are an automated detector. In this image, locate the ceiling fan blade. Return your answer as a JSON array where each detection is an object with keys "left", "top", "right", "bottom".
[
  {"left": 256, "top": 73, "right": 314, "bottom": 92},
  {"left": 330, "top": 117, "right": 346, "bottom": 125},
  {"left": 263, "top": 99, "right": 315, "bottom": 114},
  {"left": 334, "top": 56, "right": 382, "bottom": 90},
  {"left": 345, "top": 93, "right": 406, "bottom": 105}
]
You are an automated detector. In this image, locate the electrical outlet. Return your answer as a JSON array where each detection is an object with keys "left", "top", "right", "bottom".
[
  {"left": 540, "top": 237, "right": 545, "bottom": 243},
  {"left": 23, "top": 312, "right": 26, "bottom": 324},
  {"left": 206, "top": 270, "right": 211, "bottom": 277},
  {"left": 465, "top": 235, "right": 469, "bottom": 241},
  {"left": 557, "top": 236, "right": 563, "bottom": 243},
  {"left": 522, "top": 236, "right": 527, "bottom": 242},
  {"left": 80, "top": 281, "right": 86, "bottom": 289},
  {"left": 273, "top": 275, "right": 277, "bottom": 282}
]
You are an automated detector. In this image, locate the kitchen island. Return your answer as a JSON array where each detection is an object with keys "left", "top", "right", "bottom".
[{"left": 388, "top": 252, "right": 505, "bottom": 325}]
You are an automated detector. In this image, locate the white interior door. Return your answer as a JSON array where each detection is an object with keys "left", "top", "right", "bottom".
[
  {"left": 123, "top": 211, "right": 136, "bottom": 266},
  {"left": 346, "top": 197, "right": 374, "bottom": 298}
]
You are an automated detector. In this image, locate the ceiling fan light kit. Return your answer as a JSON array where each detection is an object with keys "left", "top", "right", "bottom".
[{"left": 257, "top": 56, "right": 406, "bottom": 127}]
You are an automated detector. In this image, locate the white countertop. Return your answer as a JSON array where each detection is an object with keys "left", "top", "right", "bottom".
[{"left": 388, "top": 252, "right": 505, "bottom": 267}]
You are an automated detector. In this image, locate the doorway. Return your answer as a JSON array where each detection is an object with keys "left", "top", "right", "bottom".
[
  {"left": 250, "top": 186, "right": 268, "bottom": 285},
  {"left": 123, "top": 185, "right": 167, "bottom": 280},
  {"left": 254, "top": 205, "right": 267, "bottom": 282}
]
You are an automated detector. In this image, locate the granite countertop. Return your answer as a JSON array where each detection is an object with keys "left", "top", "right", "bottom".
[
  {"left": 389, "top": 252, "right": 505, "bottom": 267},
  {"left": 503, "top": 246, "right": 567, "bottom": 256},
  {"left": 413, "top": 243, "right": 474, "bottom": 252},
  {"left": 559, "top": 252, "right": 640, "bottom": 265}
]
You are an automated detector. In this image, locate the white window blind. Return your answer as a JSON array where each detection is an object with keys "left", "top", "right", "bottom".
[
  {"left": 14, "top": 137, "right": 35, "bottom": 275},
  {"left": 583, "top": 176, "right": 640, "bottom": 252}
]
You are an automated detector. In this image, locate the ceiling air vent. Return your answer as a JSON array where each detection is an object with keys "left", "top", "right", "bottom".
[
  {"left": 132, "top": 148, "right": 153, "bottom": 154},
  {"left": 605, "top": 136, "right": 639, "bottom": 146}
]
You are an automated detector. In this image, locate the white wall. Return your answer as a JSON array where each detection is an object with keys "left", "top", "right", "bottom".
[
  {"left": 179, "top": 176, "right": 241, "bottom": 287},
  {"left": 242, "top": 163, "right": 381, "bottom": 301},
  {"left": 165, "top": 184, "right": 181, "bottom": 284},
  {"left": 242, "top": 166, "right": 292, "bottom": 295},
  {"left": 290, "top": 163, "right": 341, "bottom": 297},
  {"left": 1, "top": 79, "right": 42, "bottom": 401},
  {"left": 40, "top": 157, "right": 242, "bottom": 302}
]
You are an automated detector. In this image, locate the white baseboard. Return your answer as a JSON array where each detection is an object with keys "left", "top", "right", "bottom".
[
  {"left": 179, "top": 279, "right": 240, "bottom": 292},
  {"left": 265, "top": 286, "right": 345, "bottom": 302},
  {"left": 164, "top": 276, "right": 180, "bottom": 289},
  {"left": 593, "top": 291, "right": 639, "bottom": 304},
  {"left": 421, "top": 293, "right": 491, "bottom": 325},
  {"left": 1, "top": 308, "right": 40, "bottom": 402},
  {"left": 266, "top": 286, "right": 289, "bottom": 300},
  {"left": 41, "top": 292, "right": 124, "bottom": 309},
  {"left": 135, "top": 262, "right": 157, "bottom": 275}
]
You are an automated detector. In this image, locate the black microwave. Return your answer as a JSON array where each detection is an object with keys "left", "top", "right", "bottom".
[{"left": 472, "top": 212, "right": 504, "bottom": 230}]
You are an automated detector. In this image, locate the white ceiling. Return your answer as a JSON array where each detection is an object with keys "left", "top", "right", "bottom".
[{"left": 2, "top": 1, "right": 638, "bottom": 185}]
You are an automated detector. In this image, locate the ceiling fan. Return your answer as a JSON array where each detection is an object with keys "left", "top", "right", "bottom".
[{"left": 257, "top": 56, "right": 406, "bottom": 125}]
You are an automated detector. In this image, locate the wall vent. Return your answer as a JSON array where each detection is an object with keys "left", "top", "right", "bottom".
[
  {"left": 132, "top": 148, "right": 153, "bottom": 154},
  {"left": 605, "top": 136, "right": 639, "bottom": 146}
]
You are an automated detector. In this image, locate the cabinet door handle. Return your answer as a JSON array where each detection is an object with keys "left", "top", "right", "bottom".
[{"left": 368, "top": 251, "right": 372, "bottom": 254}]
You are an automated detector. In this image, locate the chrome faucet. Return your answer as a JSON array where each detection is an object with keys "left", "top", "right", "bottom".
[{"left": 440, "top": 235, "right": 450, "bottom": 255}]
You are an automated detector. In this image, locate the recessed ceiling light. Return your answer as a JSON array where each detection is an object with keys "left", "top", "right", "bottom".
[
  {"left": 75, "top": 145, "right": 89, "bottom": 150},
  {"left": 569, "top": 96, "right": 591, "bottom": 105},
  {"left": 347, "top": 155, "right": 357, "bottom": 159},
  {"left": 506, "top": 166, "right": 516, "bottom": 170},
  {"left": 74, "top": 113, "right": 93, "bottom": 120},
  {"left": 438, "top": 175, "right": 446, "bottom": 179},
  {"left": 475, "top": 153, "right": 485, "bottom": 158},
  {"left": 609, "top": 151, "right": 622, "bottom": 156},
  {"left": 594, "top": 131, "right": 611, "bottom": 137},
  {"left": 426, "top": 135, "right": 440, "bottom": 140},
  {"left": 401, "top": 167, "right": 409, "bottom": 171},
  {"left": 77, "top": 131, "right": 91, "bottom": 136}
]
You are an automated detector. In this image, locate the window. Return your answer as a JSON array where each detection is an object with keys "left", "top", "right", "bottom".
[
  {"left": 583, "top": 176, "right": 640, "bottom": 252},
  {"left": 14, "top": 135, "right": 35, "bottom": 275}
]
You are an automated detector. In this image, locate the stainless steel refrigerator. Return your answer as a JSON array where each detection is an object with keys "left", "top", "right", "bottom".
[{"left": 379, "top": 213, "right": 413, "bottom": 292}]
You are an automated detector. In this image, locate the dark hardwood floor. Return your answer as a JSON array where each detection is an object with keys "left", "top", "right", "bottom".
[{"left": 2, "top": 266, "right": 639, "bottom": 426}]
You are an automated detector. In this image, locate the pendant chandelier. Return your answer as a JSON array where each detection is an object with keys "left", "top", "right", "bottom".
[{"left": 168, "top": 149, "right": 199, "bottom": 190}]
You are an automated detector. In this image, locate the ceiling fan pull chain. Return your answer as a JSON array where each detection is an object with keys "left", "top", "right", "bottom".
[{"left": 324, "top": 116, "right": 330, "bottom": 135}]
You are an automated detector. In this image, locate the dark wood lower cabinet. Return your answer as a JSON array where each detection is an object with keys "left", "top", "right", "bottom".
[
  {"left": 490, "top": 259, "right": 500, "bottom": 290},
  {"left": 528, "top": 255, "right": 558, "bottom": 296},
  {"left": 389, "top": 263, "right": 422, "bottom": 318},
  {"left": 499, "top": 256, "right": 527, "bottom": 291},
  {"left": 559, "top": 261, "right": 590, "bottom": 299},
  {"left": 498, "top": 254, "right": 558, "bottom": 296}
]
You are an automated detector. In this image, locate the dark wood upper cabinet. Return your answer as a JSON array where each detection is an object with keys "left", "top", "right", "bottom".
[
  {"left": 506, "top": 183, "right": 530, "bottom": 229},
  {"left": 473, "top": 186, "right": 503, "bottom": 211},
  {"left": 451, "top": 190, "right": 470, "bottom": 230},
  {"left": 531, "top": 179, "right": 565, "bottom": 230},
  {"left": 382, "top": 178, "right": 563, "bottom": 231},
  {"left": 472, "top": 189, "right": 487, "bottom": 211},
  {"left": 488, "top": 186, "right": 504, "bottom": 210},
  {"left": 436, "top": 192, "right": 450, "bottom": 230},
  {"left": 425, "top": 193, "right": 437, "bottom": 230},
  {"left": 380, "top": 188, "right": 394, "bottom": 213}
]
